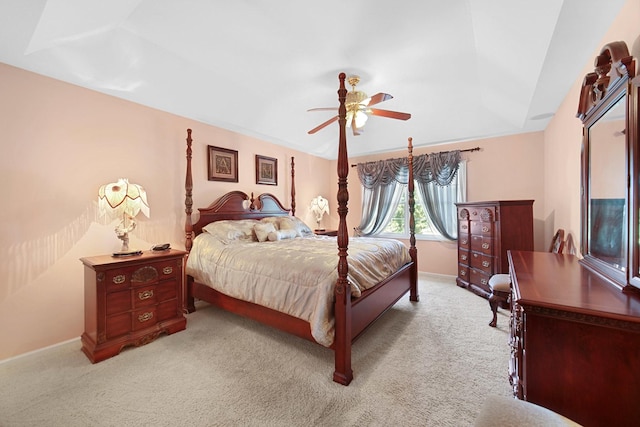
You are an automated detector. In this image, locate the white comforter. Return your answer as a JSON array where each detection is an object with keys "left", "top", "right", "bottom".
[{"left": 185, "top": 234, "right": 411, "bottom": 347}]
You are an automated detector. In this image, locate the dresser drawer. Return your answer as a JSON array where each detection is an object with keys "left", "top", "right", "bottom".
[
  {"left": 468, "top": 205, "right": 496, "bottom": 222},
  {"left": 458, "top": 249, "right": 470, "bottom": 265},
  {"left": 470, "top": 252, "right": 493, "bottom": 274},
  {"left": 458, "top": 233, "right": 470, "bottom": 249},
  {"left": 470, "top": 268, "right": 491, "bottom": 291},
  {"left": 470, "top": 220, "right": 493, "bottom": 236},
  {"left": 458, "top": 264, "right": 470, "bottom": 281},
  {"left": 471, "top": 235, "right": 494, "bottom": 255}
]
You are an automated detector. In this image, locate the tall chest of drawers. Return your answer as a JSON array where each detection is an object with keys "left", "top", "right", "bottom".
[
  {"left": 455, "top": 200, "right": 533, "bottom": 299},
  {"left": 80, "top": 250, "right": 187, "bottom": 363}
]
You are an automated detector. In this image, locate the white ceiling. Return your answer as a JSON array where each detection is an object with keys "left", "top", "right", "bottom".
[{"left": 0, "top": 0, "right": 626, "bottom": 159}]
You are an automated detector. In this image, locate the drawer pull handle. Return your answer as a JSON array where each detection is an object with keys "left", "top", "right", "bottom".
[
  {"left": 138, "top": 312, "right": 154, "bottom": 323},
  {"left": 461, "top": 239, "right": 468, "bottom": 245},
  {"left": 139, "top": 290, "right": 154, "bottom": 300},
  {"left": 482, "top": 261, "right": 490, "bottom": 268},
  {"left": 163, "top": 266, "right": 173, "bottom": 275},
  {"left": 112, "top": 275, "right": 126, "bottom": 284},
  {"left": 460, "top": 270, "right": 466, "bottom": 276},
  {"left": 461, "top": 225, "right": 468, "bottom": 230},
  {"left": 482, "top": 226, "right": 489, "bottom": 232},
  {"left": 461, "top": 255, "right": 467, "bottom": 261},
  {"left": 481, "top": 278, "right": 488, "bottom": 285},
  {"left": 473, "top": 253, "right": 479, "bottom": 258},
  {"left": 482, "top": 243, "right": 490, "bottom": 249}
]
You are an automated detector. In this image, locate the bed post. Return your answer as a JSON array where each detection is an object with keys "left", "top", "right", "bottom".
[
  {"left": 290, "top": 156, "right": 296, "bottom": 216},
  {"left": 407, "top": 137, "right": 419, "bottom": 302},
  {"left": 333, "top": 72, "right": 353, "bottom": 385},
  {"left": 184, "top": 129, "right": 196, "bottom": 313},
  {"left": 185, "top": 129, "right": 194, "bottom": 252}
]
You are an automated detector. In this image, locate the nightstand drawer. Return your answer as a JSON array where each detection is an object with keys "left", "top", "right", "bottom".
[
  {"left": 106, "top": 312, "right": 131, "bottom": 340},
  {"left": 106, "top": 290, "right": 131, "bottom": 315},
  {"left": 133, "top": 307, "right": 157, "bottom": 331}
]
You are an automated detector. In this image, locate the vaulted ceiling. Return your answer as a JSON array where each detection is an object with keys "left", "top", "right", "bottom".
[{"left": 0, "top": 0, "right": 626, "bottom": 159}]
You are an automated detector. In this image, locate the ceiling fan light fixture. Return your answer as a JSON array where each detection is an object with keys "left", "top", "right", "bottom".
[{"left": 346, "top": 89, "right": 368, "bottom": 106}]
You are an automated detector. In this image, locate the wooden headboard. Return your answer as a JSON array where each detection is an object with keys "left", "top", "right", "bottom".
[{"left": 188, "top": 191, "right": 291, "bottom": 249}]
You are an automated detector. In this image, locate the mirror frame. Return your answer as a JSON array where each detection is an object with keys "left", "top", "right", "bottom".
[{"left": 577, "top": 41, "right": 637, "bottom": 291}]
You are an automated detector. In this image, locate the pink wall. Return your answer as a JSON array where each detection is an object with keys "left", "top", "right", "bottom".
[
  {"left": 543, "top": 0, "right": 640, "bottom": 254},
  {"left": 341, "top": 131, "right": 545, "bottom": 276},
  {"left": 0, "top": 62, "right": 332, "bottom": 360}
]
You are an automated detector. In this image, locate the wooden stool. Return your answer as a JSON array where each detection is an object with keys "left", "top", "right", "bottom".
[{"left": 488, "top": 274, "right": 511, "bottom": 327}]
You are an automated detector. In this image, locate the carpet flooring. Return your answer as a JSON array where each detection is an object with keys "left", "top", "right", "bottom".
[{"left": 0, "top": 273, "right": 512, "bottom": 426}]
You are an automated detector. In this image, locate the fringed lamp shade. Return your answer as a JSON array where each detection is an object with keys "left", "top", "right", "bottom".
[
  {"left": 98, "top": 178, "right": 149, "bottom": 253},
  {"left": 310, "top": 195, "right": 329, "bottom": 231}
]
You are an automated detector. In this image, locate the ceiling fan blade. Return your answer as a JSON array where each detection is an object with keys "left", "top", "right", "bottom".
[
  {"left": 307, "top": 107, "right": 338, "bottom": 112},
  {"left": 365, "top": 92, "right": 393, "bottom": 107},
  {"left": 308, "top": 116, "right": 339, "bottom": 134},
  {"left": 368, "top": 108, "right": 411, "bottom": 120}
]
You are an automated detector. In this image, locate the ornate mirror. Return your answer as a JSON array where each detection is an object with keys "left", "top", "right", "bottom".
[{"left": 577, "top": 41, "right": 637, "bottom": 290}]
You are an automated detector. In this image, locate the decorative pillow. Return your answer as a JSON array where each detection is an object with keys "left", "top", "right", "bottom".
[
  {"left": 278, "top": 216, "right": 313, "bottom": 237},
  {"left": 254, "top": 222, "right": 277, "bottom": 242},
  {"left": 267, "top": 228, "right": 298, "bottom": 241},
  {"left": 202, "top": 219, "right": 259, "bottom": 243}
]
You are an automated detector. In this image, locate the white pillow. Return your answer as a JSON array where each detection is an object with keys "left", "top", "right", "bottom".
[
  {"left": 278, "top": 216, "right": 313, "bottom": 237},
  {"left": 254, "top": 222, "right": 277, "bottom": 242},
  {"left": 267, "top": 229, "right": 298, "bottom": 241},
  {"left": 202, "top": 219, "right": 259, "bottom": 243}
]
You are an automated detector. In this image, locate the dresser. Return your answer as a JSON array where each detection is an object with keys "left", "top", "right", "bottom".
[
  {"left": 80, "top": 250, "right": 187, "bottom": 363},
  {"left": 508, "top": 250, "right": 640, "bottom": 427},
  {"left": 456, "top": 200, "right": 533, "bottom": 298}
]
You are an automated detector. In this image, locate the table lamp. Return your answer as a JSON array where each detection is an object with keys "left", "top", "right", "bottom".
[
  {"left": 310, "top": 195, "right": 329, "bottom": 231},
  {"left": 98, "top": 178, "right": 150, "bottom": 254}
]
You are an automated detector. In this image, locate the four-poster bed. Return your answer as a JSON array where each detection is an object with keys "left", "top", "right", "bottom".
[{"left": 183, "top": 73, "right": 418, "bottom": 385}]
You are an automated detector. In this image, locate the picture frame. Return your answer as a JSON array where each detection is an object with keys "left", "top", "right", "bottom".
[
  {"left": 255, "top": 155, "right": 278, "bottom": 185},
  {"left": 208, "top": 146, "right": 238, "bottom": 182}
]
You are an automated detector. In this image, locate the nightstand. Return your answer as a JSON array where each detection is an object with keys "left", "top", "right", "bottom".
[
  {"left": 315, "top": 229, "right": 338, "bottom": 236},
  {"left": 80, "top": 249, "right": 187, "bottom": 363}
]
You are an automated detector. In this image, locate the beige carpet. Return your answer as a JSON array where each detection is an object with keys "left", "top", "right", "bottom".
[{"left": 0, "top": 273, "right": 512, "bottom": 426}]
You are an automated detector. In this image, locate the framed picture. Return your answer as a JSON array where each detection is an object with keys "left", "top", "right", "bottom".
[
  {"left": 255, "top": 155, "right": 278, "bottom": 185},
  {"left": 208, "top": 146, "right": 238, "bottom": 182}
]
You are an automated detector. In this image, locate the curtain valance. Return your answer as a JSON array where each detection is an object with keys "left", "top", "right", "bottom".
[{"left": 356, "top": 150, "right": 461, "bottom": 189}]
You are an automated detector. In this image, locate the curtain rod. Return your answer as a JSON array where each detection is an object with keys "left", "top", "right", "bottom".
[{"left": 351, "top": 146, "right": 481, "bottom": 167}]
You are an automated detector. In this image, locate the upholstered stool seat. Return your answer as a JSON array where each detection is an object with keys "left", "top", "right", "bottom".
[
  {"left": 475, "top": 395, "right": 582, "bottom": 426},
  {"left": 488, "top": 273, "right": 511, "bottom": 327}
]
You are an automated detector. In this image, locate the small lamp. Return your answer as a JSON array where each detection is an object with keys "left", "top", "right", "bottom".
[
  {"left": 310, "top": 195, "right": 329, "bottom": 231},
  {"left": 98, "top": 178, "right": 150, "bottom": 254}
]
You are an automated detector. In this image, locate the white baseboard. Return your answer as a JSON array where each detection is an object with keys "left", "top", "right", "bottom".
[
  {"left": 418, "top": 271, "right": 456, "bottom": 281},
  {"left": 0, "top": 337, "right": 80, "bottom": 366}
]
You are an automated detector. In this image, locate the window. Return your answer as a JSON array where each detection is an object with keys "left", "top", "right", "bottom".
[
  {"left": 382, "top": 161, "right": 466, "bottom": 240},
  {"left": 382, "top": 190, "right": 439, "bottom": 238}
]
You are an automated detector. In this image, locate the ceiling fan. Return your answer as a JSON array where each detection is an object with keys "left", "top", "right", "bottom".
[{"left": 307, "top": 75, "right": 411, "bottom": 136}]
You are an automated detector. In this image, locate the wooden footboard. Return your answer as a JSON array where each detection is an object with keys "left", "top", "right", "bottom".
[{"left": 351, "top": 261, "right": 414, "bottom": 340}]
